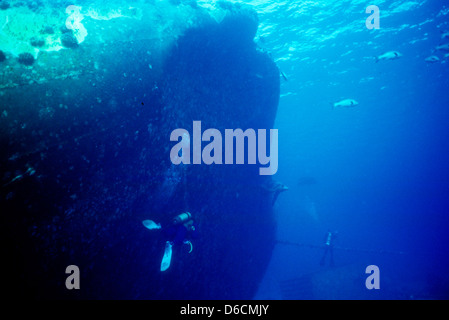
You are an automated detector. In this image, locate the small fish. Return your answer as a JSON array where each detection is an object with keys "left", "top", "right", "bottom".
[
  {"left": 436, "top": 43, "right": 449, "bottom": 52},
  {"left": 375, "top": 51, "right": 402, "bottom": 62},
  {"left": 441, "top": 31, "right": 449, "bottom": 40},
  {"left": 333, "top": 99, "right": 359, "bottom": 108},
  {"left": 2, "top": 166, "right": 36, "bottom": 187},
  {"left": 425, "top": 55, "right": 440, "bottom": 63},
  {"left": 280, "top": 70, "right": 288, "bottom": 81},
  {"left": 260, "top": 180, "right": 288, "bottom": 206}
]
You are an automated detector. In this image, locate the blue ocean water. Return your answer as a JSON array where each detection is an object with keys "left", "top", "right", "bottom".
[{"left": 249, "top": 0, "right": 449, "bottom": 299}]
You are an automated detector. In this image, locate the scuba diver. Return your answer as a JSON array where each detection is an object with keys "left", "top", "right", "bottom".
[
  {"left": 142, "top": 212, "right": 197, "bottom": 272},
  {"left": 320, "top": 229, "right": 338, "bottom": 267}
]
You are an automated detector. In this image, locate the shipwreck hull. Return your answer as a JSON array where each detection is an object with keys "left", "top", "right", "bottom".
[{"left": 0, "top": 2, "right": 280, "bottom": 299}]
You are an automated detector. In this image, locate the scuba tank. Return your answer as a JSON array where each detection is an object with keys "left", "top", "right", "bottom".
[{"left": 173, "top": 212, "right": 192, "bottom": 225}]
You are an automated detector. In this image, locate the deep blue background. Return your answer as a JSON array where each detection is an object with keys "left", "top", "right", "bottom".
[{"left": 256, "top": 0, "right": 449, "bottom": 298}]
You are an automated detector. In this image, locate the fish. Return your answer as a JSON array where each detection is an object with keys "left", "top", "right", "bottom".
[
  {"left": 375, "top": 51, "right": 402, "bottom": 62},
  {"left": 333, "top": 99, "right": 359, "bottom": 108},
  {"left": 441, "top": 31, "right": 449, "bottom": 40},
  {"left": 425, "top": 55, "right": 440, "bottom": 63},
  {"left": 435, "top": 43, "right": 449, "bottom": 52},
  {"left": 280, "top": 70, "right": 288, "bottom": 81},
  {"left": 260, "top": 179, "right": 288, "bottom": 206}
]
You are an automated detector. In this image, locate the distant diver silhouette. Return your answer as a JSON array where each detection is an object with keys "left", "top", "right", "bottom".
[{"left": 320, "top": 229, "right": 338, "bottom": 267}]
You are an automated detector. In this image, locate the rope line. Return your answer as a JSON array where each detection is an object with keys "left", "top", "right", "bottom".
[{"left": 277, "top": 240, "right": 407, "bottom": 256}]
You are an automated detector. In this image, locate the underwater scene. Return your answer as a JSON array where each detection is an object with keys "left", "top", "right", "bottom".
[{"left": 1, "top": 0, "right": 448, "bottom": 301}]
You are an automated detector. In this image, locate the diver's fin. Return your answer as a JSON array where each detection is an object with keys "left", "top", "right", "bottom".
[
  {"left": 142, "top": 220, "right": 161, "bottom": 230},
  {"left": 161, "top": 241, "right": 173, "bottom": 272},
  {"left": 184, "top": 240, "right": 193, "bottom": 253}
]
